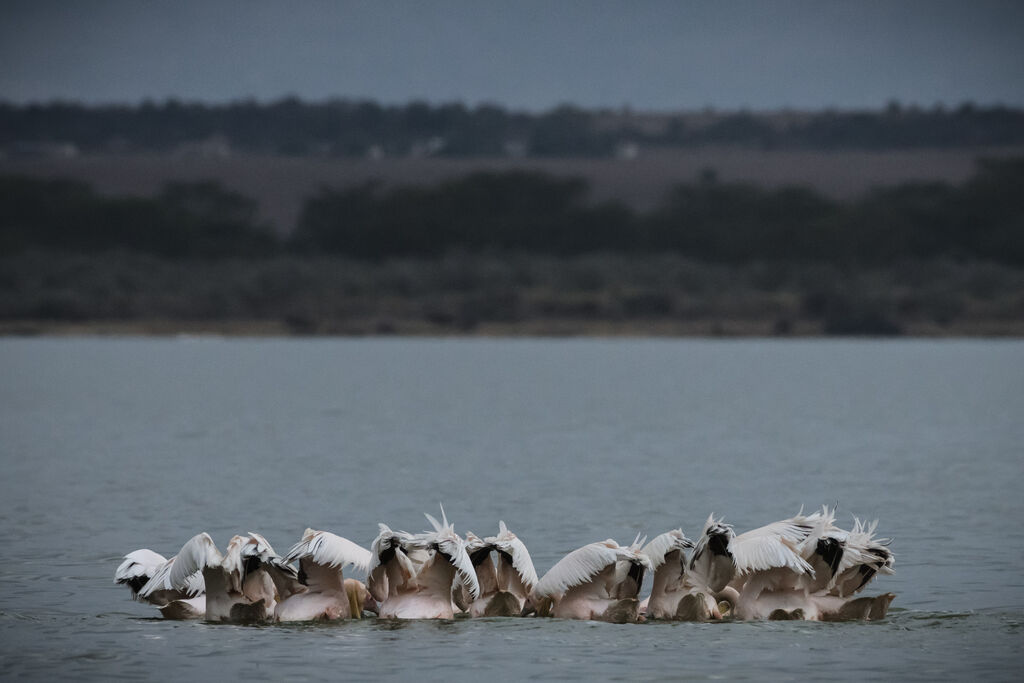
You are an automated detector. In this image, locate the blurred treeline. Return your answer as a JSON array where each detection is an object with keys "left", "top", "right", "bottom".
[
  {"left": 2, "top": 99, "right": 1023, "bottom": 156},
  {"left": 3, "top": 158, "right": 1023, "bottom": 265},
  {"left": 0, "top": 177, "right": 276, "bottom": 257},
  {"left": 295, "top": 160, "right": 1024, "bottom": 265}
]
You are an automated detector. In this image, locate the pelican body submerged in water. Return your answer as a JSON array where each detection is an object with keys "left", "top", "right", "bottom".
[
  {"left": 533, "top": 535, "right": 652, "bottom": 623},
  {"left": 275, "top": 528, "right": 375, "bottom": 621}
]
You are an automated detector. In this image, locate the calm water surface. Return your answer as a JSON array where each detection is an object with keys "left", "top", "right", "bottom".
[{"left": 1, "top": 338, "right": 1022, "bottom": 680}]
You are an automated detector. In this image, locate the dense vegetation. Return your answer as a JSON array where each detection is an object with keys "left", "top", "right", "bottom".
[
  {"left": 0, "top": 176, "right": 277, "bottom": 258},
  {"left": 3, "top": 158, "right": 1022, "bottom": 266},
  {"left": 2, "top": 99, "right": 1023, "bottom": 157}
]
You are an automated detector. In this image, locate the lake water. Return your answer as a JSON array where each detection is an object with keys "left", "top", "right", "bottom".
[{"left": 1, "top": 338, "right": 1021, "bottom": 680}]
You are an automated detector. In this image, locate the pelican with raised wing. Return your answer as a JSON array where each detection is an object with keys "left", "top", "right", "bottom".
[
  {"left": 366, "top": 523, "right": 417, "bottom": 613},
  {"left": 796, "top": 514, "right": 896, "bottom": 621},
  {"left": 114, "top": 548, "right": 206, "bottom": 619},
  {"left": 459, "top": 531, "right": 497, "bottom": 616},
  {"left": 534, "top": 536, "right": 651, "bottom": 623},
  {"left": 726, "top": 508, "right": 896, "bottom": 620},
  {"left": 686, "top": 508, "right": 896, "bottom": 621},
  {"left": 274, "top": 528, "right": 375, "bottom": 622},
  {"left": 722, "top": 511, "right": 820, "bottom": 620},
  {"left": 369, "top": 507, "right": 480, "bottom": 619},
  {"left": 460, "top": 522, "right": 539, "bottom": 617},
  {"left": 140, "top": 532, "right": 300, "bottom": 623},
  {"left": 640, "top": 529, "right": 706, "bottom": 620}
]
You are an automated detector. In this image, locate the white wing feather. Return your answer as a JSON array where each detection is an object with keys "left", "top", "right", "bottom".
[
  {"left": 486, "top": 521, "right": 539, "bottom": 592},
  {"left": 241, "top": 531, "right": 278, "bottom": 564},
  {"left": 687, "top": 514, "right": 737, "bottom": 592},
  {"left": 641, "top": 530, "right": 693, "bottom": 571},
  {"left": 413, "top": 507, "right": 480, "bottom": 600},
  {"left": 827, "top": 517, "right": 894, "bottom": 595},
  {"left": 436, "top": 534, "right": 480, "bottom": 601},
  {"left": 285, "top": 529, "right": 372, "bottom": 574},
  {"left": 242, "top": 532, "right": 300, "bottom": 580},
  {"left": 534, "top": 541, "right": 624, "bottom": 598},
  {"left": 139, "top": 532, "right": 220, "bottom": 598},
  {"left": 844, "top": 518, "right": 894, "bottom": 571},
  {"left": 464, "top": 531, "right": 491, "bottom": 554},
  {"left": 367, "top": 523, "right": 415, "bottom": 586},
  {"left": 745, "top": 518, "right": 817, "bottom": 547},
  {"left": 731, "top": 518, "right": 814, "bottom": 576},
  {"left": 690, "top": 514, "right": 734, "bottom": 563},
  {"left": 367, "top": 524, "right": 395, "bottom": 577},
  {"left": 731, "top": 532, "right": 813, "bottom": 576},
  {"left": 114, "top": 549, "right": 167, "bottom": 586}
]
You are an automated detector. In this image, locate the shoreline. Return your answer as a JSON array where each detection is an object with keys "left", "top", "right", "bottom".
[{"left": 4, "top": 317, "right": 1023, "bottom": 338}]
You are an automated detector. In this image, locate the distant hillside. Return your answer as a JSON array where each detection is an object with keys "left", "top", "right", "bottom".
[{"left": 3, "top": 153, "right": 1022, "bottom": 337}]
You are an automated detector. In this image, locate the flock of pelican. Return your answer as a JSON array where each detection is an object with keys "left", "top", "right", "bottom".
[{"left": 115, "top": 505, "right": 895, "bottom": 624}]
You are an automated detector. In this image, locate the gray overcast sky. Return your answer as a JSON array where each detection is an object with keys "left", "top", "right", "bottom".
[{"left": 1, "top": 0, "right": 1022, "bottom": 110}]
